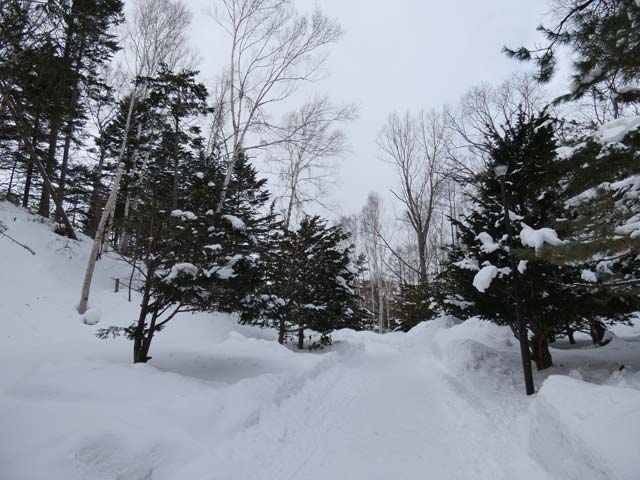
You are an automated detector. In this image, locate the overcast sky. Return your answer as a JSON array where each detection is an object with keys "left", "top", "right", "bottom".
[{"left": 181, "top": 0, "right": 561, "bottom": 217}]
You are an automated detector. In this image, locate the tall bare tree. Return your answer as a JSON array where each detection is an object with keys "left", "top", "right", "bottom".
[
  {"left": 447, "top": 73, "right": 548, "bottom": 168},
  {"left": 210, "top": 0, "right": 343, "bottom": 213},
  {"left": 267, "top": 96, "right": 356, "bottom": 229},
  {"left": 126, "top": 0, "right": 194, "bottom": 77},
  {"left": 377, "top": 109, "right": 451, "bottom": 284}
]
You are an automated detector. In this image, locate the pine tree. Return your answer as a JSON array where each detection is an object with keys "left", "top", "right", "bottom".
[
  {"left": 390, "top": 283, "right": 434, "bottom": 332},
  {"left": 241, "top": 216, "right": 363, "bottom": 349},
  {"left": 506, "top": 0, "right": 640, "bottom": 106},
  {"left": 541, "top": 117, "right": 640, "bottom": 340},
  {"left": 436, "top": 111, "right": 590, "bottom": 369}
]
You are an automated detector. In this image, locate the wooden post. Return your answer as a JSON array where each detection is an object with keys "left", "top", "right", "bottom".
[{"left": 114, "top": 278, "right": 120, "bottom": 293}]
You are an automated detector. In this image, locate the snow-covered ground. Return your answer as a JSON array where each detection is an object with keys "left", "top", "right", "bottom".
[{"left": 1, "top": 201, "right": 639, "bottom": 480}]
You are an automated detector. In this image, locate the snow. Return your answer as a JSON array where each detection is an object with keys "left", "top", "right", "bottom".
[
  {"left": 615, "top": 213, "right": 640, "bottom": 239},
  {"left": 520, "top": 223, "right": 564, "bottom": 251},
  {"left": 171, "top": 209, "right": 198, "bottom": 221},
  {"left": 453, "top": 258, "right": 480, "bottom": 271},
  {"left": 530, "top": 376, "right": 640, "bottom": 480},
  {"left": 1, "top": 201, "right": 639, "bottom": 480},
  {"left": 221, "top": 214, "right": 246, "bottom": 230},
  {"left": 82, "top": 308, "right": 102, "bottom": 326},
  {"left": 476, "top": 231, "right": 500, "bottom": 253},
  {"left": 581, "top": 269, "right": 598, "bottom": 283},
  {"left": 473, "top": 264, "right": 498, "bottom": 292},
  {"left": 163, "top": 262, "right": 198, "bottom": 282},
  {"left": 215, "top": 265, "right": 236, "bottom": 279},
  {"left": 518, "top": 260, "right": 528, "bottom": 274},
  {"left": 335, "top": 275, "right": 354, "bottom": 294},
  {"left": 594, "top": 115, "right": 640, "bottom": 145}
]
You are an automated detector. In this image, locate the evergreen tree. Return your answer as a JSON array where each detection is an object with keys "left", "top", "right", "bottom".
[
  {"left": 506, "top": 0, "right": 640, "bottom": 106},
  {"left": 390, "top": 283, "right": 434, "bottom": 332},
  {"left": 241, "top": 216, "right": 364, "bottom": 349},
  {"left": 541, "top": 117, "right": 640, "bottom": 340},
  {"left": 96, "top": 68, "right": 284, "bottom": 362},
  {"left": 436, "top": 111, "right": 598, "bottom": 369}
]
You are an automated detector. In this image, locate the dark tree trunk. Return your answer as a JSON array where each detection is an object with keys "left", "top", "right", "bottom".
[
  {"left": 38, "top": 122, "right": 60, "bottom": 217},
  {"left": 297, "top": 326, "right": 304, "bottom": 350},
  {"left": 7, "top": 153, "right": 18, "bottom": 198},
  {"left": 567, "top": 329, "right": 576, "bottom": 345},
  {"left": 531, "top": 332, "right": 553, "bottom": 370},
  {"left": 55, "top": 121, "right": 74, "bottom": 221},
  {"left": 133, "top": 270, "right": 154, "bottom": 363},
  {"left": 22, "top": 114, "right": 41, "bottom": 207},
  {"left": 22, "top": 162, "right": 34, "bottom": 207},
  {"left": 86, "top": 145, "right": 107, "bottom": 236},
  {"left": 171, "top": 115, "right": 180, "bottom": 210},
  {"left": 590, "top": 319, "right": 606, "bottom": 345},
  {"left": 134, "top": 308, "right": 157, "bottom": 364},
  {"left": 278, "top": 318, "right": 285, "bottom": 344}
]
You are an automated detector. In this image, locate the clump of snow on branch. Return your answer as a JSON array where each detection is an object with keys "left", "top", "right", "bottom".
[
  {"left": 473, "top": 265, "right": 498, "bottom": 293},
  {"left": 171, "top": 210, "right": 198, "bottom": 221},
  {"left": 581, "top": 270, "right": 598, "bottom": 283},
  {"left": 615, "top": 213, "right": 640, "bottom": 239},
  {"left": 594, "top": 115, "right": 640, "bottom": 145},
  {"left": 163, "top": 263, "right": 198, "bottom": 282},
  {"left": 335, "top": 275, "right": 354, "bottom": 294},
  {"left": 476, "top": 232, "right": 500, "bottom": 253},
  {"left": 222, "top": 214, "right": 246, "bottom": 230},
  {"left": 454, "top": 258, "right": 480, "bottom": 271},
  {"left": 518, "top": 260, "right": 528, "bottom": 274},
  {"left": 519, "top": 223, "right": 564, "bottom": 251}
]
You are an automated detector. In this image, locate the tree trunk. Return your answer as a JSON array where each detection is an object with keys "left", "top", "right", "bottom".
[
  {"left": 531, "top": 332, "right": 553, "bottom": 370},
  {"left": 215, "top": 144, "right": 240, "bottom": 214},
  {"left": 86, "top": 145, "right": 107, "bottom": 237},
  {"left": 417, "top": 234, "right": 428, "bottom": 284},
  {"left": 133, "top": 268, "right": 153, "bottom": 363},
  {"left": 278, "top": 318, "right": 286, "bottom": 344},
  {"left": 37, "top": 122, "right": 59, "bottom": 217},
  {"left": 567, "top": 329, "right": 576, "bottom": 345},
  {"left": 22, "top": 162, "right": 34, "bottom": 208},
  {"left": 55, "top": 121, "right": 74, "bottom": 222},
  {"left": 171, "top": 115, "right": 180, "bottom": 211},
  {"left": 78, "top": 91, "right": 137, "bottom": 314},
  {"left": 22, "top": 114, "right": 41, "bottom": 207},
  {"left": 297, "top": 326, "right": 304, "bottom": 349},
  {"left": 590, "top": 319, "right": 606, "bottom": 345}
]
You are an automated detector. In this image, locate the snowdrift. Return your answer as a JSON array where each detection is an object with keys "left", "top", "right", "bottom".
[{"left": 531, "top": 376, "right": 640, "bottom": 480}]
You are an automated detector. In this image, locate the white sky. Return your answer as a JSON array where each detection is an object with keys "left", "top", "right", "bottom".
[{"left": 179, "top": 0, "right": 562, "bottom": 217}]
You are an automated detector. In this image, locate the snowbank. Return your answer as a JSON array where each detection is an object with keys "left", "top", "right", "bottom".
[{"left": 530, "top": 376, "right": 640, "bottom": 480}]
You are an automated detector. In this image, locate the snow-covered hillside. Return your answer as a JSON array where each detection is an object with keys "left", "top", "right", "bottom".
[{"left": 1, "top": 201, "right": 639, "bottom": 480}]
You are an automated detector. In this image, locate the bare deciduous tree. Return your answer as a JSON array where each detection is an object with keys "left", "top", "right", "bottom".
[
  {"left": 210, "top": 0, "right": 343, "bottom": 213},
  {"left": 377, "top": 109, "right": 451, "bottom": 284},
  {"left": 447, "top": 73, "right": 548, "bottom": 169},
  {"left": 267, "top": 96, "right": 356, "bottom": 229},
  {"left": 126, "top": 0, "right": 195, "bottom": 77}
]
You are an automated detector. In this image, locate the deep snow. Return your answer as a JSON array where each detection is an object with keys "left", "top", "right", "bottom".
[{"left": 1, "top": 201, "right": 639, "bottom": 480}]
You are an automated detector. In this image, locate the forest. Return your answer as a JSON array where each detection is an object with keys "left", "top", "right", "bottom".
[{"left": 0, "top": 1, "right": 639, "bottom": 478}]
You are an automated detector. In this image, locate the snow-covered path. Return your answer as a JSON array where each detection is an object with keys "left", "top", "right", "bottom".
[{"left": 174, "top": 328, "right": 552, "bottom": 480}]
